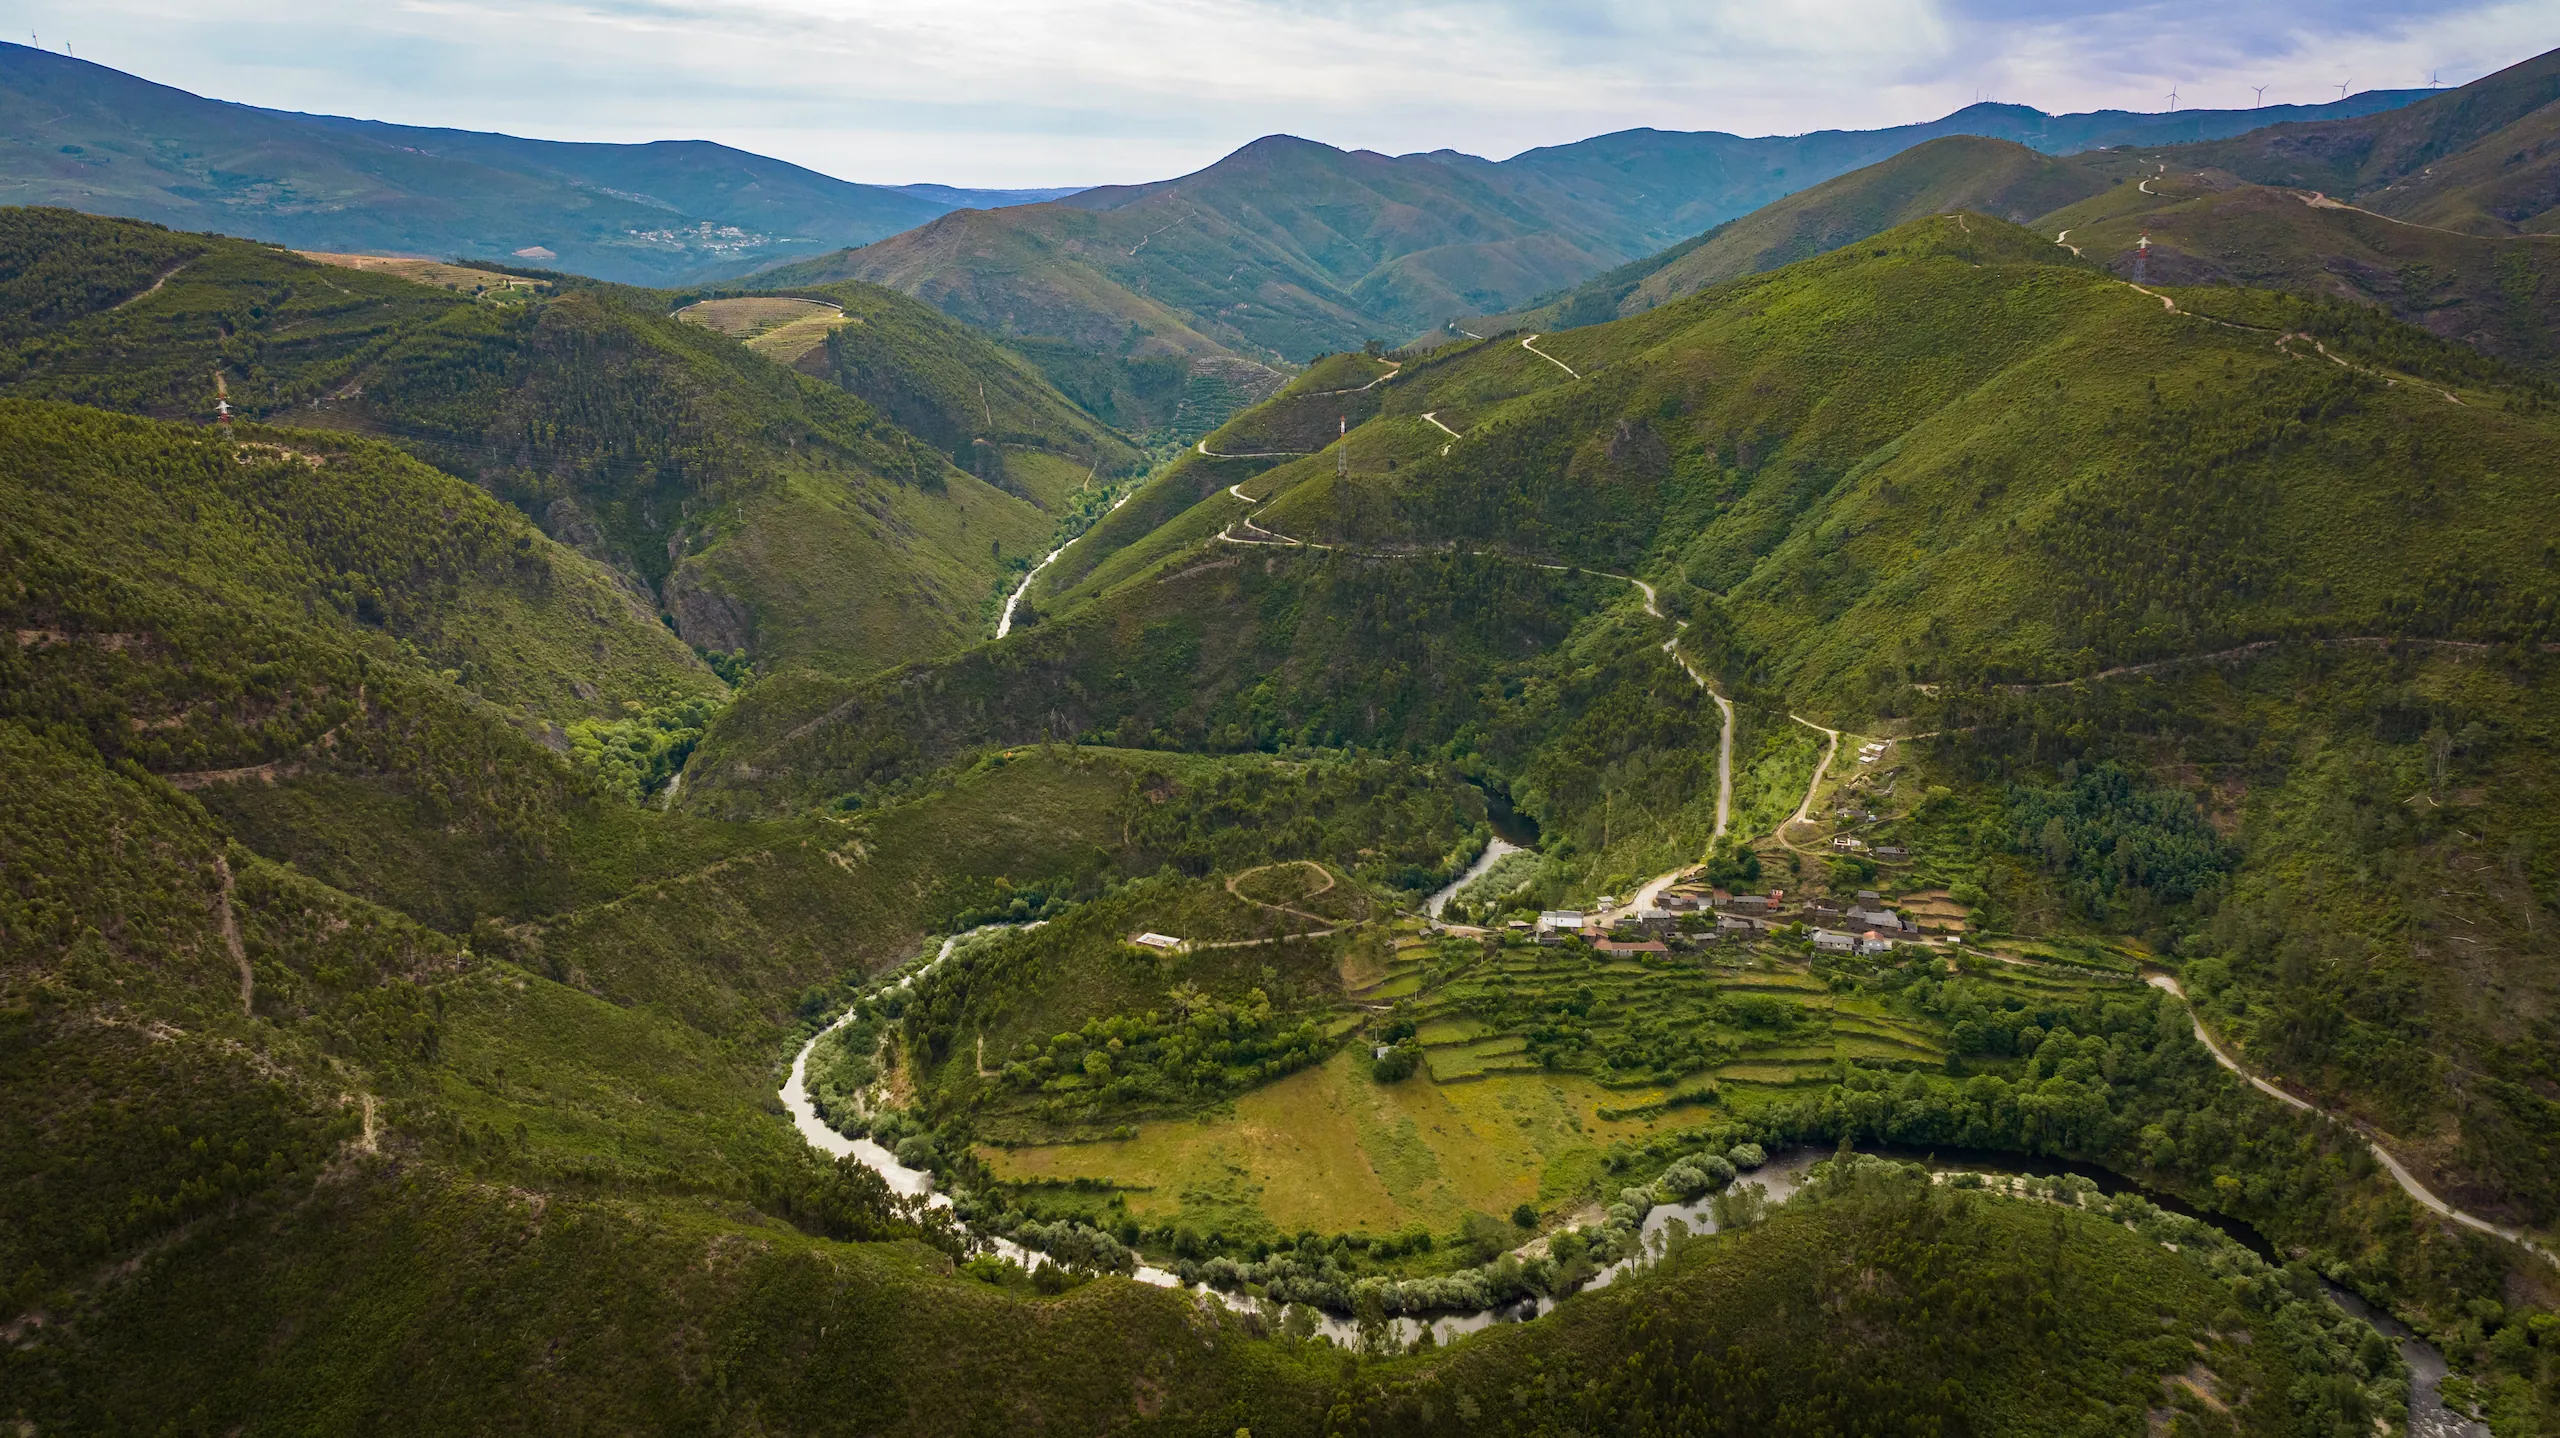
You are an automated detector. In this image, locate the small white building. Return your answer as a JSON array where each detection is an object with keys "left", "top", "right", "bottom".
[
  {"left": 1536, "top": 911, "right": 1586, "bottom": 933},
  {"left": 1130, "top": 932, "right": 1186, "bottom": 951}
]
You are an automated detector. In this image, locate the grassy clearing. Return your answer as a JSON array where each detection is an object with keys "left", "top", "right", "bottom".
[
  {"left": 674, "top": 296, "right": 843, "bottom": 338},
  {"left": 982, "top": 1050, "right": 1668, "bottom": 1237},
  {"left": 297, "top": 251, "right": 547, "bottom": 296}
]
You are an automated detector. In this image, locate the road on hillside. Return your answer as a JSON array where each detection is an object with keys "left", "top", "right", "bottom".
[
  {"left": 2145, "top": 974, "right": 2557, "bottom": 1272},
  {"left": 1520, "top": 333, "right": 1581, "bottom": 379}
]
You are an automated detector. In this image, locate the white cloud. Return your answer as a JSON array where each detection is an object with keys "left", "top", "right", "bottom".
[{"left": 16, "top": 0, "right": 2551, "bottom": 185}]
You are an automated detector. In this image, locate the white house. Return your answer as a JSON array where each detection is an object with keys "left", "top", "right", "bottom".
[{"left": 1537, "top": 911, "right": 1586, "bottom": 933}]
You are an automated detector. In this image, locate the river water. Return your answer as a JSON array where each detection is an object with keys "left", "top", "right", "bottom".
[
  {"left": 997, "top": 490, "right": 1132, "bottom": 640},
  {"left": 1421, "top": 837, "right": 1523, "bottom": 920},
  {"left": 779, "top": 938, "right": 2474, "bottom": 1410}
]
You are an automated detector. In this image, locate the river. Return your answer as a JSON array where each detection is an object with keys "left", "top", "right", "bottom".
[
  {"left": 1421, "top": 837, "right": 1523, "bottom": 920},
  {"left": 996, "top": 489, "right": 1131, "bottom": 640},
  {"left": 779, "top": 940, "right": 2474, "bottom": 1411}
]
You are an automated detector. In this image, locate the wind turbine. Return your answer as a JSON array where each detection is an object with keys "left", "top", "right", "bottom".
[
  {"left": 2252, "top": 85, "right": 2268, "bottom": 108},
  {"left": 2164, "top": 86, "right": 2181, "bottom": 112},
  {"left": 2336, "top": 78, "right": 2352, "bottom": 101},
  {"left": 2428, "top": 70, "right": 2443, "bottom": 89}
]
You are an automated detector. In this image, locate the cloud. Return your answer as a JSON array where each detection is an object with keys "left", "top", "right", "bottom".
[{"left": 15, "top": 0, "right": 2550, "bottom": 185}]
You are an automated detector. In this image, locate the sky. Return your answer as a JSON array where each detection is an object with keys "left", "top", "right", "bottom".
[{"left": 9, "top": 0, "right": 2552, "bottom": 187}]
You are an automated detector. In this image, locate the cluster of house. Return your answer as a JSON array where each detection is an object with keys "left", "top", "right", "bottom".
[
  {"left": 1828, "top": 834, "right": 1910, "bottom": 860},
  {"left": 1511, "top": 880, "right": 1944, "bottom": 961},
  {"left": 1803, "top": 890, "right": 1925, "bottom": 957}
]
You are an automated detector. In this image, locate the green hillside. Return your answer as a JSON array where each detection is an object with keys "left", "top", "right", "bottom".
[
  {"left": 1507, "top": 136, "right": 2135, "bottom": 327},
  {"left": 750, "top": 91, "right": 2438, "bottom": 371},
  {"left": 0, "top": 207, "right": 1111, "bottom": 677},
  {"left": 1467, "top": 55, "right": 2560, "bottom": 385},
  {"left": 718, "top": 213, "right": 2560, "bottom": 1273},
  {"left": 677, "top": 279, "right": 1145, "bottom": 497},
  {"left": 2039, "top": 171, "right": 2560, "bottom": 376},
  {"left": 16, "top": 98, "right": 2560, "bottom": 1433},
  {"left": 2176, "top": 47, "right": 2560, "bottom": 236}
]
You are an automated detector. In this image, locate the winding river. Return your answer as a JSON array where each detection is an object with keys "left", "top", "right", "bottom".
[
  {"left": 1421, "top": 837, "right": 1524, "bottom": 921},
  {"left": 997, "top": 490, "right": 1132, "bottom": 640},
  {"left": 780, "top": 938, "right": 2480, "bottom": 1419}
]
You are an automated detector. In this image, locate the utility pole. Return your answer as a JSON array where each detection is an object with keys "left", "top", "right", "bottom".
[
  {"left": 1336, "top": 416, "right": 1346, "bottom": 478},
  {"left": 213, "top": 372, "right": 232, "bottom": 432}
]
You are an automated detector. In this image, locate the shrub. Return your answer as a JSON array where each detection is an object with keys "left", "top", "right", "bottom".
[{"left": 1372, "top": 1041, "right": 1421, "bottom": 1082}]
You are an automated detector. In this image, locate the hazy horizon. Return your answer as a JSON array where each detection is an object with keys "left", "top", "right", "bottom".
[{"left": 7, "top": 1, "right": 2548, "bottom": 189}]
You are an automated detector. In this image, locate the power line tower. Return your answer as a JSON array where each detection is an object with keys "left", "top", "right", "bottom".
[
  {"left": 2134, "top": 234, "right": 2150, "bottom": 285},
  {"left": 1337, "top": 416, "right": 1346, "bottom": 478}
]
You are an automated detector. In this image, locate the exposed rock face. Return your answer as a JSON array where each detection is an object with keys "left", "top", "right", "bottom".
[{"left": 665, "top": 561, "right": 752, "bottom": 655}]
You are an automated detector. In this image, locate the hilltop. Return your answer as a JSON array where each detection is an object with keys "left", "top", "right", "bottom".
[
  {"left": 1481, "top": 48, "right": 2560, "bottom": 376},
  {"left": 756, "top": 94, "right": 2430, "bottom": 366},
  {"left": 0, "top": 207, "right": 1140, "bottom": 677}
]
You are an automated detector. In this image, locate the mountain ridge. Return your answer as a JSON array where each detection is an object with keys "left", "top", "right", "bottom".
[
  {"left": 0, "top": 44, "right": 1029, "bottom": 284},
  {"left": 761, "top": 90, "right": 2432, "bottom": 364}
]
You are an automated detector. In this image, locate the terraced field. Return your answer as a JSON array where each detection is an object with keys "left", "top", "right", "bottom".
[{"left": 982, "top": 921, "right": 2149, "bottom": 1239}]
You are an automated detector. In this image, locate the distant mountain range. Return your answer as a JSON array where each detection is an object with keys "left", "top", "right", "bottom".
[
  {"left": 2, "top": 39, "right": 2435, "bottom": 335},
  {"left": 0, "top": 44, "right": 1077, "bottom": 285},
  {"left": 751, "top": 90, "right": 2431, "bottom": 362},
  {"left": 1484, "top": 46, "right": 2560, "bottom": 375}
]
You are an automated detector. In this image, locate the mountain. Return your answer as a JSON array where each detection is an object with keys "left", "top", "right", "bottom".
[
  {"left": 1481, "top": 49, "right": 2560, "bottom": 375},
  {"left": 892, "top": 182, "right": 1090, "bottom": 208},
  {"left": 1505, "top": 136, "right": 2141, "bottom": 327},
  {"left": 2174, "top": 46, "right": 2560, "bottom": 234},
  {"left": 0, "top": 207, "right": 1137, "bottom": 677},
  {"left": 4, "top": 214, "right": 2545, "bottom": 1433},
  {"left": 708, "top": 212, "right": 2560, "bottom": 1257},
  {"left": 0, "top": 44, "right": 1008, "bottom": 284},
  {"left": 757, "top": 91, "right": 2430, "bottom": 366}
]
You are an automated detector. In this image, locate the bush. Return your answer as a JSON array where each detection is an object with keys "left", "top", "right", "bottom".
[
  {"left": 1372, "top": 1041, "right": 1421, "bottom": 1083},
  {"left": 1727, "top": 1142, "right": 1767, "bottom": 1170}
]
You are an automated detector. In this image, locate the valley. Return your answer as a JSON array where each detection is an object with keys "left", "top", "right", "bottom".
[{"left": 7, "top": 35, "right": 2560, "bottom": 1438}]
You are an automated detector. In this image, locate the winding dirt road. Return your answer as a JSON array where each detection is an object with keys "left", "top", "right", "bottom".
[
  {"left": 1520, "top": 334, "right": 1581, "bottom": 379},
  {"left": 2146, "top": 974, "right": 2556, "bottom": 1271}
]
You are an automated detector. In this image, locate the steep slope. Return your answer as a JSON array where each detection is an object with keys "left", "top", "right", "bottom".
[
  {"left": 1065, "top": 216, "right": 2560, "bottom": 1238},
  {"left": 1509, "top": 136, "right": 2136, "bottom": 326},
  {"left": 2040, "top": 168, "right": 2560, "bottom": 375},
  {"left": 676, "top": 279, "right": 1145, "bottom": 501},
  {"left": 756, "top": 133, "right": 1619, "bottom": 364},
  {"left": 0, "top": 44, "right": 962, "bottom": 283},
  {"left": 0, "top": 208, "right": 1094, "bottom": 677},
  {"left": 758, "top": 91, "right": 2434, "bottom": 366},
  {"left": 2178, "top": 46, "right": 2560, "bottom": 235},
  {"left": 0, "top": 248, "right": 2511, "bottom": 1437},
  {"left": 1484, "top": 54, "right": 2560, "bottom": 378},
  {"left": 1266, "top": 217, "right": 2560, "bottom": 688}
]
